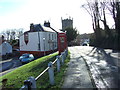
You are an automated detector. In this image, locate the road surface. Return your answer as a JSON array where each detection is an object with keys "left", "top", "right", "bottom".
[
  {"left": 63, "top": 46, "right": 119, "bottom": 89},
  {"left": 62, "top": 46, "right": 94, "bottom": 88},
  {"left": 0, "top": 57, "right": 22, "bottom": 76}
]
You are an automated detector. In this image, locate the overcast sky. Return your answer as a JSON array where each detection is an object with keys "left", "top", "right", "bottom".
[{"left": 0, "top": 0, "right": 96, "bottom": 34}]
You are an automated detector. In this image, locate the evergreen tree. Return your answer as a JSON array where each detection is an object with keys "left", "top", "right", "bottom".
[{"left": 64, "top": 27, "right": 78, "bottom": 43}]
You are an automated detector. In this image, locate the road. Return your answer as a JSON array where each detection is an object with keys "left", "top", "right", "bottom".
[
  {"left": 0, "top": 46, "right": 119, "bottom": 89},
  {"left": 0, "top": 57, "right": 22, "bottom": 76},
  {"left": 62, "top": 46, "right": 94, "bottom": 88},
  {"left": 68, "top": 46, "right": 119, "bottom": 88}
]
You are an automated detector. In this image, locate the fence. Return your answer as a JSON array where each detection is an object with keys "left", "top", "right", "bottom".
[{"left": 20, "top": 49, "right": 68, "bottom": 90}]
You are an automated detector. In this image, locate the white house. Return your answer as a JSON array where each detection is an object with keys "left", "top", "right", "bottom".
[
  {"left": 19, "top": 22, "right": 58, "bottom": 56},
  {"left": 0, "top": 35, "right": 12, "bottom": 56}
]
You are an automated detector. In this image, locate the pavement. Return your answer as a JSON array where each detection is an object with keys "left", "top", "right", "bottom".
[
  {"left": 82, "top": 47, "right": 119, "bottom": 88},
  {"left": 0, "top": 57, "right": 21, "bottom": 76},
  {"left": 62, "top": 46, "right": 119, "bottom": 89},
  {"left": 0, "top": 59, "right": 13, "bottom": 72},
  {"left": 62, "top": 46, "right": 95, "bottom": 89}
]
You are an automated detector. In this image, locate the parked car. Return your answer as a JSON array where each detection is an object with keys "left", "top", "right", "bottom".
[
  {"left": 19, "top": 53, "right": 34, "bottom": 64},
  {"left": 82, "top": 42, "right": 89, "bottom": 46}
]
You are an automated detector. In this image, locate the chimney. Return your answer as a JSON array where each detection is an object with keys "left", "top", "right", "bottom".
[
  {"left": 44, "top": 21, "right": 50, "bottom": 27},
  {"left": 30, "top": 23, "right": 34, "bottom": 31}
]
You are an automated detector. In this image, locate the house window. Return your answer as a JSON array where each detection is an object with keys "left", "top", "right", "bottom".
[{"left": 52, "top": 34, "right": 53, "bottom": 40}]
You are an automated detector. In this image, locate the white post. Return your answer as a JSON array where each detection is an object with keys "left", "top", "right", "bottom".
[
  {"left": 63, "top": 52, "right": 65, "bottom": 61},
  {"left": 64, "top": 50, "right": 66, "bottom": 58},
  {"left": 28, "top": 77, "right": 36, "bottom": 89},
  {"left": 63, "top": 52, "right": 66, "bottom": 60},
  {"left": 66, "top": 48, "right": 68, "bottom": 56},
  {"left": 57, "top": 56, "right": 60, "bottom": 72},
  {"left": 21, "top": 77, "right": 36, "bottom": 90},
  {"left": 65, "top": 49, "right": 67, "bottom": 57},
  {"left": 61, "top": 52, "right": 64, "bottom": 65},
  {"left": 48, "top": 62, "right": 54, "bottom": 85}
]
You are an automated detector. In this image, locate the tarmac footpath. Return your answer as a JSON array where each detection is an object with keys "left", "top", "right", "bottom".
[
  {"left": 0, "top": 59, "right": 13, "bottom": 72},
  {"left": 62, "top": 47, "right": 95, "bottom": 89},
  {"left": 0, "top": 57, "right": 21, "bottom": 76}
]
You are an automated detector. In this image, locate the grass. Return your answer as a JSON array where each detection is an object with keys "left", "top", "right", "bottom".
[
  {"left": 52, "top": 52, "right": 70, "bottom": 88},
  {"left": 0, "top": 52, "right": 58, "bottom": 88},
  {"left": 36, "top": 51, "right": 70, "bottom": 89},
  {"left": 0, "top": 51, "right": 70, "bottom": 89}
]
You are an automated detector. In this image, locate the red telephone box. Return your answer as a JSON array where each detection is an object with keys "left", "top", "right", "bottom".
[{"left": 58, "top": 33, "right": 67, "bottom": 55}]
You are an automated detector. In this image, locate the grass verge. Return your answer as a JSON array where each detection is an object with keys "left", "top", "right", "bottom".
[
  {"left": 36, "top": 51, "right": 70, "bottom": 89},
  {"left": 0, "top": 51, "right": 70, "bottom": 89},
  {"left": 0, "top": 52, "right": 58, "bottom": 88}
]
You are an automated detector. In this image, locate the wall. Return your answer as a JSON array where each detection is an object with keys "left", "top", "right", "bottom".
[
  {"left": 20, "top": 32, "right": 58, "bottom": 52},
  {"left": 0, "top": 41, "right": 12, "bottom": 55}
]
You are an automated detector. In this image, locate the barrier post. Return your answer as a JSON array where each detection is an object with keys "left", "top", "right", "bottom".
[
  {"left": 65, "top": 49, "right": 67, "bottom": 57},
  {"left": 48, "top": 62, "right": 54, "bottom": 85},
  {"left": 28, "top": 77, "right": 36, "bottom": 89},
  {"left": 63, "top": 51, "right": 66, "bottom": 61},
  {"left": 61, "top": 52, "right": 64, "bottom": 65},
  {"left": 57, "top": 56, "right": 60, "bottom": 72},
  {"left": 20, "top": 77, "right": 36, "bottom": 90},
  {"left": 66, "top": 49, "right": 68, "bottom": 56}
]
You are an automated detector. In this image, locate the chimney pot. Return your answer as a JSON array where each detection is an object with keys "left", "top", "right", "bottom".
[{"left": 44, "top": 21, "right": 50, "bottom": 27}]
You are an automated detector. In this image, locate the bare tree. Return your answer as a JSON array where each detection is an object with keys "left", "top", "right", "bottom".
[
  {"left": 82, "top": 0, "right": 101, "bottom": 42},
  {"left": 11, "top": 30, "right": 16, "bottom": 40},
  {"left": 17, "top": 28, "right": 23, "bottom": 38},
  {"left": 99, "top": 1, "right": 112, "bottom": 37},
  {"left": 1, "top": 28, "right": 24, "bottom": 41},
  {"left": 82, "top": 0, "right": 119, "bottom": 37},
  {"left": 82, "top": 0, "right": 120, "bottom": 49},
  {"left": 6, "top": 30, "right": 10, "bottom": 41},
  {"left": 105, "top": 0, "right": 120, "bottom": 34},
  {"left": 112, "top": 1, "right": 120, "bottom": 34}
]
